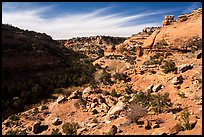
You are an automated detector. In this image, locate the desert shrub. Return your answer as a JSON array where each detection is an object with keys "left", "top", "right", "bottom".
[
  {"left": 41, "top": 105, "right": 48, "bottom": 110},
  {"left": 131, "top": 92, "right": 172, "bottom": 113},
  {"left": 164, "top": 51, "right": 173, "bottom": 57},
  {"left": 123, "top": 84, "right": 134, "bottom": 94},
  {"left": 150, "top": 92, "right": 172, "bottom": 113},
  {"left": 161, "top": 60, "right": 177, "bottom": 74},
  {"left": 5, "top": 128, "right": 27, "bottom": 135},
  {"left": 9, "top": 114, "right": 19, "bottom": 121},
  {"left": 33, "top": 107, "right": 39, "bottom": 115},
  {"left": 51, "top": 128, "right": 62, "bottom": 135},
  {"left": 110, "top": 89, "right": 118, "bottom": 97},
  {"left": 113, "top": 73, "right": 129, "bottom": 81},
  {"left": 100, "top": 71, "right": 112, "bottom": 85},
  {"left": 5, "top": 129, "right": 18, "bottom": 135},
  {"left": 180, "top": 107, "right": 191, "bottom": 130},
  {"left": 178, "top": 92, "right": 186, "bottom": 98},
  {"left": 92, "top": 109, "right": 99, "bottom": 115},
  {"left": 62, "top": 122, "right": 79, "bottom": 135},
  {"left": 182, "top": 36, "right": 202, "bottom": 53},
  {"left": 125, "top": 102, "right": 147, "bottom": 123},
  {"left": 153, "top": 39, "right": 168, "bottom": 49}
]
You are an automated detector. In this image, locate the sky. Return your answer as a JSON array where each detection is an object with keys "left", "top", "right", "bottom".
[{"left": 2, "top": 2, "right": 202, "bottom": 40}]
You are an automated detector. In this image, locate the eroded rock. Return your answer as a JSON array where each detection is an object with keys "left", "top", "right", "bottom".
[{"left": 172, "top": 76, "right": 184, "bottom": 85}]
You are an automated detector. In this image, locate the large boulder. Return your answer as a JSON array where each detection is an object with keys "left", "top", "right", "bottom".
[
  {"left": 82, "top": 87, "right": 92, "bottom": 95},
  {"left": 152, "top": 84, "right": 163, "bottom": 92},
  {"left": 143, "top": 30, "right": 160, "bottom": 48},
  {"left": 106, "top": 101, "right": 126, "bottom": 120},
  {"left": 56, "top": 96, "right": 67, "bottom": 103},
  {"left": 172, "top": 76, "right": 184, "bottom": 85},
  {"left": 68, "top": 90, "right": 81, "bottom": 100},
  {"left": 162, "top": 15, "right": 175, "bottom": 26},
  {"left": 52, "top": 118, "right": 62, "bottom": 126},
  {"left": 32, "top": 121, "right": 48, "bottom": 134},
  {"left": 177, "top": 64, "right": 193, "bottom": 73}
]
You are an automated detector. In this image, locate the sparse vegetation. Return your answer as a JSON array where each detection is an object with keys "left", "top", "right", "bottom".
[
  {"left": 153, "top": 39, "right": 169, "bottom": 49},
  {"left": 110, "top": 89, "right": 118, "bottom": 97},
  {"left": 100, "top": 70, "right": 113, "bottom": 85},
  {"left": 182, "top": 36, "right": 202, "bottom": 53},
  {"left": 178, "top": 92, "right": 187, "bottom": 98},
  {"left": 131, "top": 92, "right": 172, "bottom": 113},
  {"left": 161, "top": 60, "right": 177, "bottom": 74},
  {"left": 41, "top": 105, "right": 48, "bottom": 110},
  {"left": 51, "top": 128, "right": 62, "bottom": 135},
  {"left": 33, "top": 107, "right": 39, "bottom": 115},
  {"left": 62, "top": 122, "right": 79, "bottom": 135},
  {"left": 180, "top": 107, "right": 191, "bottom": 130},
  {"left": 123, "top": 84, "right": 134, "bottom": 94},
  {"left": 9, "top": 114, "right": 19, "bottom": 121},
  {"left": 113, "top": 73, "right": 129, "bottom": 81}
]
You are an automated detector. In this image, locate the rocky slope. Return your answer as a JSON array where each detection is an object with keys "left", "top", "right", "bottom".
[
  {"left": 58, "top": 36, "right": 126, "bottom": 61},
  {"left": 2, "top": 8, "right": 202, "bottom": 135},
  {"left": 2, "top": 24, "right": 97, "bottom": 120}
]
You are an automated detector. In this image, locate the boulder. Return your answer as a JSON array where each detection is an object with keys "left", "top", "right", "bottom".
[
  {"left": 32, "top": 121, "right": 41, "bottom": 134},
  {"left": 90, "top": 103, "right": 97, "bottom": 109},
  {"left": 56, "top": 96, "right": 67, "bottom": 103},
  {"left": 143, "top": 30, "right": 160, "bottom": 48},
  {"left": 82, "top": 87, "right": 92, "bottom": 95},
  {"left": 177, "top": 64, "right": 193, "bottom": 73},
  {"left": 195, "top": 50, "right": 202, "bottom": 59},
  {"left": 172, "top": 76, "right": 183, "bottom": 85},
  {"left": 68, "top": 90, "right": 81, "bottom": 100},
  {"left": 144, "top": 119, "right": 151, "bottom": 130},
  {"left": 52, "top": 118, "right": 62, "bottom": 126},
  {"left": 162, "top": 15, "right": 175, "bottom": 26},
  {"left": 136, "top": 46, "right": 143, "bottom": 57},
  {"left": 77, "top": 128, "right": 87, "bottom": 135},
  {"left": 107, "top": 101, "right": 126, "bottom": 120},
  {"left": 108, "top": 125, "right": 118, "bottom": 135},
  {"left": 145, "top": 84, "right": 154, "bottom": 93},
  {"left": 152, "top": 84, "right": 163, "bottom": 92},
  {"left": 166, "top": 123, "right": 181, "bottom": 135},
  {"left": 178, "top": 14, "right": 188, "bottom": 22}
]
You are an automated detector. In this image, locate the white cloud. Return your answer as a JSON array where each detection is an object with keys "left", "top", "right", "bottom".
[
  {"left": 182, "top": 2, "right": 201, "bottom": 14},
  {"left": 2, "top": 3, "right": 172, "bottom": 39}
]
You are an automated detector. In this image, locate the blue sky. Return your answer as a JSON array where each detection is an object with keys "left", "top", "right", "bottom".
[{"left": 2, "top": 2, "right": 202, "bottom": 39}]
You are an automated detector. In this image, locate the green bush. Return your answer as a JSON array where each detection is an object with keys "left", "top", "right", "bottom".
[
  {"left": 178, "top": 92, "right": 186, "bottom": 98},
  {"left": 180, "top": 107, "right": 191, "bottom": 130},
  {"left": 113, "top": 73, "right": 128, "bottom": 81},
  {"left": 9, "top": 114, "right": 19, "bottom": 121},
  {"left": 62, "top": 122, "right": 79, "bottom": 135},
  {"left": 132, "top": 92, "right": 172, "bottom": 113},
  {"left": 33, "top": 107, "right": 39, "bottom": 115},
  {"left": 41, "top": 105, "right": 48, "bottom": 110},
  {"left": 110, "top": 89, "right": 118, "bottom": 97},
  {"left": 124, "top": 84, "right": 134, "bottom": 94},
  {"left": 100, "top": 71, "right": 112, "bottom": 85},
  {"left": 161, "top": 60, "right": 177, "bottom": 74},
  {"left": 51, "top": 128, "right": 62, "bottom": 135}
]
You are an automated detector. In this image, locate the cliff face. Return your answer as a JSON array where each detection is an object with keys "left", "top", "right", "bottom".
[
  {"left": 143, "top": 8, "right": 202, "bottom": 51},
  {"left": 58, "top": 36, "right": 126, "bottom": 60}
]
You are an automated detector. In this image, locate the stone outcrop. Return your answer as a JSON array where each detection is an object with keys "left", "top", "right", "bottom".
[
  {"left": 177, "top": 64, "right": 193, "bottom": 73},
  {"left": 162, "top": 15, "right": 175, "bottom": 26},
  {"left": 143, "top": 30, "right": 160, "bottom": 48},
  {"left": 172, "top": 76, "right": 184, "bottom": 85}
]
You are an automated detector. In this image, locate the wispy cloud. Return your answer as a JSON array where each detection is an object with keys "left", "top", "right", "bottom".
[
  {"left": 182, "top": 2, "right": 201, "bottom": 14},
  {"left": 2, "top": 3, "right": 173, "bottom": 39}
]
